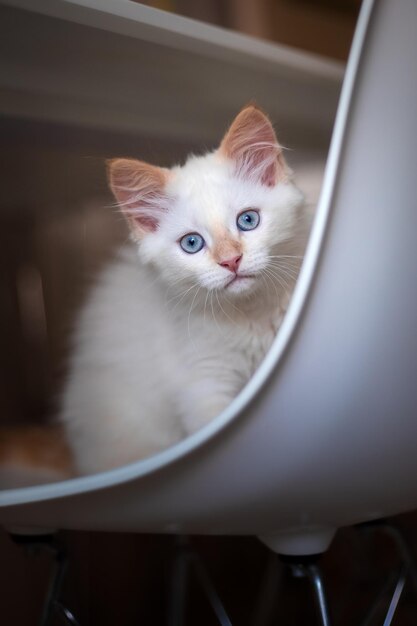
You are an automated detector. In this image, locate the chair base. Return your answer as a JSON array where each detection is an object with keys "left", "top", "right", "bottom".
[
  {"left": 9, "top": 532, "right": 80, "bottom": 626},
  {"left": 7, "top": 518, "right": 417, "bottom": 626}
]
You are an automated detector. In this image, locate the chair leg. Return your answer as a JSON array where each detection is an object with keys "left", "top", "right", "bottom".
[
  {"left": 376, "top": 520, "right": 417, "bottom": 594},
  {"left": 303, "top": 562, "right": 333, "bottom": 626},
  {"left": 382, "top": 566, "right": 407, "bottom": 626},
  {"left": 356, "top": 519, "right": 413, "bottom": 626},
  {"left": 252, "top": 552, "right": 283, "bottom": 626},
  {"left": 192, "top": 550, "right": 232, "bottom": 626},
  {"left": 39, "top": 537, "right": 68, "bottom": 626},
  {"left": 9, "top": 532, "right": 80, "bottom": 626},
  {"left": 280, "top": 556, "right": 333, "bottom": 626},
  {"left": 167, "top": 536, "right": 188, "bottom": 626},
  {"left": 167, "top": 536, "right": 232, "bottom": 626}
]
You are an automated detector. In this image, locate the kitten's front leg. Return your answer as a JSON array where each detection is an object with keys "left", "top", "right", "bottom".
[{"left": 178, "top": 377, "right": 241, "bottom": 435}]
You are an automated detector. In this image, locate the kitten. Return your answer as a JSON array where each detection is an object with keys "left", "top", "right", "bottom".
[
  {"left": 58, "top": 105, "right": 307, "bottom": 475},
  {"left": 0, "top": 106, "right": 308, "bottom": 485}
]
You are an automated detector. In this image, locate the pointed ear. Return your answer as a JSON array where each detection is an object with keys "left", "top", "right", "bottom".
[
  {"left": 107, "top": 158, "right": 171, "bottom": 237},
  {"left": 219, "top": 105, "right": 289, "bottom": 186}
]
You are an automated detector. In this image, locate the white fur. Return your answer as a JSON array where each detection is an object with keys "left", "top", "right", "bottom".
[{"left": 60, "top": 150, "right": 308, "bottom": 474}]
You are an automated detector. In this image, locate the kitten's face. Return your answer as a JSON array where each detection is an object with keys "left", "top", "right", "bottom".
[
  {"left": 108, "top": 105, "right": 303, "bottom": 301},
  {"left": 140, "top": 156, "right": 302, "bottom": 298}
]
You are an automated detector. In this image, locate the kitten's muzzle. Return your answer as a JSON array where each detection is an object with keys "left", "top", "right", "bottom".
[{"left": 225, "top": 273, "right": 256, "bottom": 289}]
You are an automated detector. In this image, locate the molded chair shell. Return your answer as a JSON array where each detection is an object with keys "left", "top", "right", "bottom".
[{"left": 1, "top": 0, "right": 416, "bottom": 555}]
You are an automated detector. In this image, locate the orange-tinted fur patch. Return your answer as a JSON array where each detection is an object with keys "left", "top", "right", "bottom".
[
  {"left": 0, "top": 425, "right": 74, "bottom": 477},
  {"left": 212, "top": 233, "right": 242, "bottom": 265}
]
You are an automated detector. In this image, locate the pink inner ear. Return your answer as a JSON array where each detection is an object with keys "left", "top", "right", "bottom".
[
  {"left": 133, "top": 214, "right": 159, "bottom": 232},
  {"left": 107, "top": 159, "right": 169, "bottom": 234},
  {"left": 219, "top": 105, "right": 287, "bottom": 186}
]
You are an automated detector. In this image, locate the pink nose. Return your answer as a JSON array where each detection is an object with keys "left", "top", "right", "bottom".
[{"left": 219, "top": 255, "right": 242, "bottom": 273}]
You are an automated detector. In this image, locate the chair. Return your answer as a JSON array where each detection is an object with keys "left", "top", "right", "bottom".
[{"left": 1, "top": 0, "right": 416, "bottom": 622}]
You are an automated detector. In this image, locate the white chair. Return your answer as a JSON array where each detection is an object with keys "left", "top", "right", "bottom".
[{"left": 1, "top": 0, "right": 416, "bottom": 622}]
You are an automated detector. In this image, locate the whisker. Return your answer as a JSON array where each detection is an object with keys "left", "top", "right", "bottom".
[
  {"left": 167, "top": 275, "right": 191, "bottom": 288},
  {"left": 268, "top": 259, "right": 300, "bottom": 276},
  {"left": 267, "top": 262, "right": 299, "bottom": 283},
  {"left": 266, "top": 254, "right": 303, "bottom": 260},
  {"left": 210, "top": 290, "right": 221, "bottom": 333},
  {"left": 262, "top": 267, "right": 290, "bottom": 295},
  {"left": 266, "top": 266, "right": 293, "bottom": 291},
  {"left": 222, "top": 292, "right": 249, "bottom": 324},
  {"left": 260, "top": 270, "right": 280, "bottom": 301},
  {"left": 215, "top": 289, "right": 236, "bottom": 327},
  {"left": 259, "top": 271, "right": 270, "bottom": 295},
  {"left": 164, "top": 276, "right": 192, "bottom": 300},
  {"left": 203, "top": 288, "right": 210, "bottom": 326},
  {"left": 167, "top": 282, "right": 199, "bottom": 312},
  {"left": 187, "top": 285, "right": 201, "bottom": 342},
  {"left": 267, "top": 256, "right": 301, "bottom": 267},
  {"left": 267, "top": 257, "right": 302, "bottom": 277}
]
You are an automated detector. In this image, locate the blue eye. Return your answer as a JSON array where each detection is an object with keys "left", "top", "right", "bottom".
[
  {"left": 179, "top": 233, "right": 205, "bottom": 254},
  {"left": 237, "top": 209, "right": 260, "bottom": 231}
]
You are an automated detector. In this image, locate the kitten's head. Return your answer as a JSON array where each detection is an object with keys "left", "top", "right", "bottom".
[{"left": 108, "top": 105, "right": 303, "bottom": 302}]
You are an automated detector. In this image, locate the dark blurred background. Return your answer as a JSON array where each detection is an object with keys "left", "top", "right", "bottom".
[{"left": 136, "top": 0, "right": 361, "bottom": 60}]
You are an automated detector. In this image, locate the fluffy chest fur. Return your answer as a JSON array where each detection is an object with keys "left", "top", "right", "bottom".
[{"left": 61, "top": 247, "right": 296, "bottom": 474}]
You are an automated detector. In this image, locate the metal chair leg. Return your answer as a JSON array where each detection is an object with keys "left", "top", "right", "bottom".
[
  {"left": 192, "top": 551, "right": 232, "bottom": 626},
  {"left": 168, "top": 536, "right": 189, "bottom": 626},
  {"left": 167, "top": 536, "right": 232, "bottom": 626},
  {"left": 356, "top": 520, "right": 414, "bottom": 626},
  {"left": 378, "top": 521, "right": 417, "bottom": 594},
  {"left": 382, "top": 566, "right": 407, "bottom": 626},
  {"left": 281, "top": 556, "right": 333, "bottom": 626},
  {"left": 304, "top": 562, "right": 333, "bottom": 626},
  {"left": 39, "top": 537, "right": 68, "bottom": 626},
  {"left": 9, "top": 532, "right": 80, "bottom": 626},
  {"left": 252, "top": 552, "right": 283, "bottom": 626}
]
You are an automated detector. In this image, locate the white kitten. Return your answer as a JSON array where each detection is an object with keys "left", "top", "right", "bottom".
[{"left": 60, "top": 105, "right": 308, "bottom": 474}]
